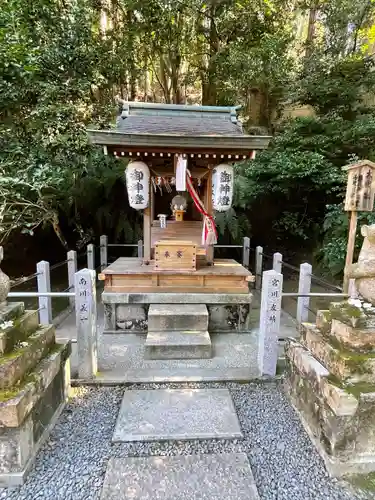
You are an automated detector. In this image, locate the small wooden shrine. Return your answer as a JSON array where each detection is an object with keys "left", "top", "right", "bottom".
[{"left": 88, "top": 102, "right": 271, "bottom": 341}]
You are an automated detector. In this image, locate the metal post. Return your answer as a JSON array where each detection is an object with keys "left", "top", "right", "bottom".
[
  {"left": 138, "top": 239, "right": 143, "bottom": 259},
  {"left": 75, "top": 268, "right": 97, "bottom": 379},
  {"left": 67, "top": 250, "right": 77, "bottom": 308},
  {"left": 100, "top": 235, "right": 108, "bottom": 270},
  {"left": 87, "top": 244, "right": 95, "bottom": 270},
  {"left": 37, "top": 261, "right": 52, "bottom": 325},
  {"left": 273, "top": 252, "right": 282, "bottom": 274},
  {"left": 258, "top": 269, "right": 283, "bottom": 376},
  {"left": 255, "top": 246, "right": 263, "bottom": 290},
  {"left": 242, "top": 237, "right": 250, "bottom": 269},
  {"left": 296, "top": 262, "right": 312, "bottom": 324}
]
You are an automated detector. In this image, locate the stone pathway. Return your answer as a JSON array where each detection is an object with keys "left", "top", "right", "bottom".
[
  {"left": 101, "top": 453, "right": 259, "bottom": 500},
  {"left": 1, "top": 383, "right": 373, "bottom": 500},
  {"left": 107, "top": 387, "right": 250, "bottom": 498}
]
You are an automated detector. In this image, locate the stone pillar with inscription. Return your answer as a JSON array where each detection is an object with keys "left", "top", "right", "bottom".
[
  {"left": 258, "top": 269, "right": 283, "bottom": 376},
  {"left": 75, "top": 268, "right": 97, "bottom": 379}
]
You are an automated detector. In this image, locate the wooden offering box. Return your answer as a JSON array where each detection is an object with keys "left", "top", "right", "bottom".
[{"left": 154, "top": 240, "right": 197, "bottom": 271}]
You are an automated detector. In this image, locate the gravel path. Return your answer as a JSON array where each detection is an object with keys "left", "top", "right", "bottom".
[{"left": 1, "top": 381, "right": 373, "bottom": 500}]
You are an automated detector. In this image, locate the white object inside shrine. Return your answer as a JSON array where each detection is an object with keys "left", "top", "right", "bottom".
[{"left": 157, "top": 214, "right": 167, "bottom": 228}]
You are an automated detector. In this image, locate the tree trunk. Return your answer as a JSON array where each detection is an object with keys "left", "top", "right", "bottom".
[
  {"left": 305, "top": 4, "right": 318, "bottom": 58},
  {"left": 202, "top": 3, "right": 219, "bottom": 105}
]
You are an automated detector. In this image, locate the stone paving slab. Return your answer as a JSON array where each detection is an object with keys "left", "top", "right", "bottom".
[
  {"left": 112, "top": 388, "right": 243, "bottom": 442},
  {"left": 100, "top": 453, "right": 259, "bottom": 500}
]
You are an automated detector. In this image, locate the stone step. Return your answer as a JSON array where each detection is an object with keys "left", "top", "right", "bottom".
[
  {"left": 144, "top": 330, "right": 212, "bottom": 359},
  {"left": 0, "top": 303, "right": 24, "bottom": 323},
  {"left": 0, "top": 341, "right": 71, "bottom": 428},
  {"left": 300, "top": 322, "right": 375, "bottom": 384},
  {"left": 148, "top": 304, "right": 208, "bottom": 332},
  {"left": 0, "top": 310, "right": 39, "bottom": 355},
  {"left": 100, "top": 453, "right": 259, "bottom": 500},
  {"left": 285, "top": 339, "right": 358, "bottom": 417},
  {"left": 0, "top": 325, "right": 56, "bottom": 390}
]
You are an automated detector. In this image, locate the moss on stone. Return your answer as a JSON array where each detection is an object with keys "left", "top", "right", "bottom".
[
  {"left": 326, "top": 372, "right": 375, "bottom": 398},
  {"left": 323, "top": 333, "right": 375, "bottom": 375},
  {"left": 0, "top": 343, "right": 65, "bottom": 404},
  {"left": 3, "top": 312, "right": 39, "bottom": 354},
  {"left": 329, "top": 302, "right": 366, "bottom": 328},
  {"left": 0, "top": 344, "right": 29, "bottom": 365},
  {"left": 345, "top": 382, "right": 375, "bottom": 397},
  {"left": 326, "top": 372, "right": 342, "bottom": 388},
  {"left": 347, "top": 472, "right": 375, "bottom": 492}
]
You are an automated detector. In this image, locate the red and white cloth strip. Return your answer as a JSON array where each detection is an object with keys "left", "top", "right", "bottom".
[{"left": 186, "top": 171, "right": 217, "bottom": 246}]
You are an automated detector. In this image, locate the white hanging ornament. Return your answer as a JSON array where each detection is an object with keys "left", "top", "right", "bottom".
[
  {"left": 212, "top": 164, "right": 234, "bottom": 212},
  {"left": 126, "top": 161, "right": 150, "bottom": 210}
]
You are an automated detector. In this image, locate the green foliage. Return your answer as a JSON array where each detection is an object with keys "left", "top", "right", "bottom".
[
  {"left": 1, "top": 0, "right": 375, "bottom": 279},
  {"left": 318, "top": 205, "right": 375, "bottom": 277}
]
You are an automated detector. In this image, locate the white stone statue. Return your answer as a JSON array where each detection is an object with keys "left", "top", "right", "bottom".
[
  {"left": 348, "top": 224, "right": 375, "bottom": 305},
  {"left": 0, "top": 247, "right": 10, "bottom": 305}
]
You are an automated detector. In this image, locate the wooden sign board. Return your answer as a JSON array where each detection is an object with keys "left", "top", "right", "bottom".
[{"left": 343, "top": 160, "right": 375, "bottom": 212}]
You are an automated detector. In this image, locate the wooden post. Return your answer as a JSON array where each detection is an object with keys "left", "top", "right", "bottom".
[
  {"left": 242, "top": 237, "right": 250, "bottom": 269},
  {"left": 37, "top": 261, "right": 52, "bottom": 325},
  {"left": 255, "top": 246, "right": 263, "bottom": 290},
  {"left": 75, "top": 268, "right": 97, "bottom": 379},
  {"left": 258, "top": 270, "right": 283, "bottom": 376},
  {"left": 100, "top": 235, "right": 108, "bottom": 271},
  {"left": 342, "top": 160, "right": 375, "bottom": 292},
  {"left": 67, "top": 250, "right": 77, "bottom": 308},
  {"left": 296, "top": 262, "right": 312, "bottom": 324},
  {"left": 87, "top": 244, "right": 95, "bottom": 270},
  {"left": 143, "top": 207, "right": 151, "bottom": 262},
  {"left": 273, "top": 252, "right": 282, "bottom": 274},
  {"left": 138, "top": 239, "right": 143, "bottom": 258},
  {"left": 343, "top": 211, "right": 358, "bottom": 293}
]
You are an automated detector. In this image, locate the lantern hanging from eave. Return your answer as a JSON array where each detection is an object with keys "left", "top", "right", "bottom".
[
  {"left": 212, "top": 164, "right": 234, "bottom": 212},
  {"left": 126, "top": 161, "right": 150, "bottom": 210}
]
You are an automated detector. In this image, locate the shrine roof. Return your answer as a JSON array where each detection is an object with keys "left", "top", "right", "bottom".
[
  {"left": 87, "top": 101, "right": 272, "bottom": 153},
  {"left": 116, "top": 102, "right": 243, "bottom": 136}
]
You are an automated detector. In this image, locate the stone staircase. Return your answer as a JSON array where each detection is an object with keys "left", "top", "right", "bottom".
[
  {"left": 145, "top": 304, "right": 212, "bottom": 360},
  {"left": 0, "top": 302, "right": 71, "bottom": 486},
  {"left": 285, "top": 300, "right": 375, "bottom": 476}
]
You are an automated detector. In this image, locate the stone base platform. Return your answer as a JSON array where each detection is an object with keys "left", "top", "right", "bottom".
[
  {"left": 112, "top": 388, "right": 242, "bottom": 442},
  {"left": 102, "top": 291, "right": 252, "bottom": 334},
  {"left": 0, "top": 342, "right": 71, "bottom": 487},
  {"left": 100, "top": 453, "right": 259, "bottom": 500}
]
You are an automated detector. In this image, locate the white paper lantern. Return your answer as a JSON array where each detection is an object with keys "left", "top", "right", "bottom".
[
  {"left": 126, "top": 161, "right": 150, "bottom": 210},
  {"left": 212, "top": 164, "right": 234, "bottom": 212}
]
